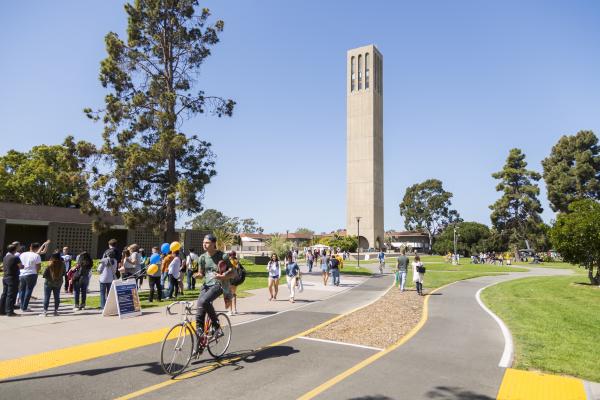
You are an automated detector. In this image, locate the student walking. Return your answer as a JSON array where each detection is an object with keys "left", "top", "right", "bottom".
[
  {"left": 73, "top": 252, "right": 93, "bottom": 310},
  {"left": 98, "top": 250, "right": 118, "bottom": 309},
  {"left": 396, "top": 249, "right": 410, "bottom": 291},
  {"left": 226, "top": 251, "right": 240, "bottom": 315},
  {"left": 285, "top": 252, "right": 301, "bottom": 303},
  {"left": 266, "top": 253, "right": 281, "bottom": 301},
  {"left": 329, "top": 254, "right": 341, "bottom": 286},
  {"left": 41, "top": 253, "right": 66, "bottom": 316},
  {"left": 321, "top": 251, "right": 330, "bottom": 286},
  {"left": 61, "top": 247, "right": 73, "bottom": 293},
  {"left": 412, "top": 255, "right": 425, "bottom": 296}
]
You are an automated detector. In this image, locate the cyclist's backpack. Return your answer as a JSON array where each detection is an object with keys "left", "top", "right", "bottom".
[{"left": 230, "top": 263, "right": 246, "bottom": 286}]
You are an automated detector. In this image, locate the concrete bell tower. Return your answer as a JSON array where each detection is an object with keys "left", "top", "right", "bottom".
[{"left": 346, "top": 44, "right": 384, "bottom": 250}]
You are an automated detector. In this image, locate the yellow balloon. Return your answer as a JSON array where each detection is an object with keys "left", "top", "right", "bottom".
[
  {"left": 147, "top": 264, "right": 159, "bottom": 275},
  {"left": 170, "top": 241, "right": 181, "bottom": 252}
]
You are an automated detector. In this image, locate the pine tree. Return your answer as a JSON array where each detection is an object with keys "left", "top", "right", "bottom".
[
  {"left": 81, "top": 1, "right": 234, "bottom": 240},
  {"left": 489, "top": 148, "right": 544, "bottom": 256}
]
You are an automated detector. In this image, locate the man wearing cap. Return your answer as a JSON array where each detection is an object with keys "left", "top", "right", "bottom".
[{"left": 193, "top": 234, "right": 233, "bottom": 347}]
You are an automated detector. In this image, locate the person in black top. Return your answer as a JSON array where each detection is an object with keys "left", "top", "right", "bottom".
[{"left": 1, "top": 244, "right": 24, "bottom": 316}]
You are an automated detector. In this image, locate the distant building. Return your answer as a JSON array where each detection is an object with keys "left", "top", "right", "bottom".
[
  {"left": 0, "top": 202, "right": 206, "bottom": 258},
  {"left": 385, "top": 231, "right": 430, "bottom": 252},
  {"left": 239, "top": 232, "right": 313, "bottom": 253}
]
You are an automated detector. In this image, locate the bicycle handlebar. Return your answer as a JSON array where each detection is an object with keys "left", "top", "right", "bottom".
[{"left": 166, "top": 301, "right": 194, "bottom": 315}]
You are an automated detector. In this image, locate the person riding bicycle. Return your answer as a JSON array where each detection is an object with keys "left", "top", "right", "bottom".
[{"left": 193, "top": 234, "right": 233, "bottom": 342}]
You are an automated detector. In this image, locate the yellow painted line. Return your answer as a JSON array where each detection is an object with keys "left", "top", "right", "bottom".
[
  {"left": 114, "top": 280, "right": 396, "bottom": 400},
  {"left": 496, "top": 368, "right": 586, "bottom": 400},
  {"left": 297, "top": 283, "right": 451, "bottom": 400},
  {"left": 0, "top": 326, "right": 173, "bottom": 381}
]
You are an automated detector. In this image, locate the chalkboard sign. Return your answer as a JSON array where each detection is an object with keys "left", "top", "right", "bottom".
[{"left": 102, "top": 280, "right": 142, "bottom": 319}]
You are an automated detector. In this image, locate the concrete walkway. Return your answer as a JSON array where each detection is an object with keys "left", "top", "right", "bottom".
[{"left": 0, "top": 268, "right": 369, "bottom": 360}]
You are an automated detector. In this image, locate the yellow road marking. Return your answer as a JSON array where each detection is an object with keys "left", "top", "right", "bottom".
[
  {"left": 297, "top": 284, "right": 450, "bottom": 400},
  {"left": 496, "top": 368, "right": 586, "bottom": 400},
  {"left": 0, "top": 326, "right": 172, "bottom": 381},
  {"left": 115, "top": 281, "right": 396, "bottom": 399}
]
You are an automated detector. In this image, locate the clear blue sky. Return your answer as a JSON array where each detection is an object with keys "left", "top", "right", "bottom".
[{"left": 2, "top": 1, "right": 600, "bottom": 234}]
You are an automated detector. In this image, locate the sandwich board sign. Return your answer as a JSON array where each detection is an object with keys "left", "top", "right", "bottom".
[{"left": 102, "top": 279, "right": 142, "bottom": 318}]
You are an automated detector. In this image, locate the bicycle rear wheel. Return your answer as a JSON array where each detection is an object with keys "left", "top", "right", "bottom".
[
  {"left": 207, "top": 313, "right": 232, "bottom": 358},
  {"left": 160, "top": 323, "right": 195, "bottom": 376}
]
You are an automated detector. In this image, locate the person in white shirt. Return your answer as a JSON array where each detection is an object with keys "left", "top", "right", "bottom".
[
  {"left": 266, "top": 253, "right": 281, "bottom": 301},
  {"left": 166, "top": 251, "right": 181, "bottom": 299},
  {"left": 18, "top": 242, "right": 43, "bottom": 311},
  {"left": 186, "top": 249, "right": 199, "bottom": 290},
  {"left": 97, "top": 250, "right": 118, "bottom": 309}
]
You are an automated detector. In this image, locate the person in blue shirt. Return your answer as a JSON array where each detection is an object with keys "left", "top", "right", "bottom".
[
  {"left": 285, "top": 251, "right": 301, "bottom": 303},
  {"left": 378, "top": 249, "right": 385, "bottom": 273}
]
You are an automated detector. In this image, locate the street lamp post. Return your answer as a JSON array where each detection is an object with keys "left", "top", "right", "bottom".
[{"left": 356, "top": 216, "right": 362, "bottom": 269}]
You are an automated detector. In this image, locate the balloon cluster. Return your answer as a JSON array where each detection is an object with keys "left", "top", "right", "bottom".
[{"left": 147, "top": 241, "right": 181, "bottom": 276}]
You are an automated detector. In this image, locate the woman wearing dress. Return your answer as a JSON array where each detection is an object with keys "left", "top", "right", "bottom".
[{"left": 412, "top": 255, "right": 425, "bottom": 296}]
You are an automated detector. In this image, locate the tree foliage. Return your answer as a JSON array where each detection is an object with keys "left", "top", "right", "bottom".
[
  {"left": 321, "top": 234, "right": 358, "bottom": 252},
  {"left": 295, "top": 227, "right": 315, "bottom": 236},
  {"left": 399, "top": 179, "right": 461, "bottom": 251},
  {"left": 80, "top": 1, "right": 234, "bottom": 240},
  {"left": 542, "top": 130, "right": 600, "bottom": 213},
  {"left": 266, "top": 234, "right": 293, "bottom": 259},
  {"left": 432, "top": 222, "right": 491, "bottom": 256},
  {"left": 489, "top": 148, "right": 544, "bottom": 255},
  {"left": 549, "top": 199, "right": 600, "bottom": 285},
  {"left": 186, "top": 209, "right": 263, "bottom": 234},
  {"left": 0, "top": 137, "right": 88, "bottom": 207}
]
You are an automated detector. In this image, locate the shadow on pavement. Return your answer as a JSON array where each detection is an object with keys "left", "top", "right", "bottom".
[
  {"left": 349, "top": 396, "right": 394, "bottom": 400},
  {"left": 426, "top": 386, "right": 494, "bottom": 399},
  {"left": 0, "top": 362, "right": 164, "bottom": 384}
]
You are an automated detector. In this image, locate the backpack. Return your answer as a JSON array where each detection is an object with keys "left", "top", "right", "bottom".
[
  {"left": 230, "top": 263, "right": 246, "bottom": 286},
  {"left": 417, "top": 264, "right": 426, "bottom": 274}
]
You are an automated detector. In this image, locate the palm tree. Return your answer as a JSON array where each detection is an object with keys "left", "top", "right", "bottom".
[{"left": 213, "top": 227, "right": 234, "bottom": 251}]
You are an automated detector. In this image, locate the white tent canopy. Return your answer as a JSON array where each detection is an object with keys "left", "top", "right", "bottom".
[{"left": 310, "top": 244, "right": 330, "bottom": 249}]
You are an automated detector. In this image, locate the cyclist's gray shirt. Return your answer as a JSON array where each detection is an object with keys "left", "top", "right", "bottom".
[{"left": 396, "top": 255, "right": 409, "bottom": 272}]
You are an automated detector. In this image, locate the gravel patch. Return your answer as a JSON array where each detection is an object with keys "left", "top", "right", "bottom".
[{"left": 308, "top": 287, "right": 424, "bottom": 349}]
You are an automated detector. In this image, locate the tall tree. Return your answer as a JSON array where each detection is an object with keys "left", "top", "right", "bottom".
[
  {"left": 0, "top": 137, "right": 88, "bottom": 207},
  {"left": 489, "top": 148, "right": 544, "bottom": 256},
  {"left": 432, "top": 222, "right": 491, "bottom": 256},
  {"left": 549, "top": 199, "right": 600, "bottom": 285},
  {"left": 82, "top": 1, "right": 235, "bottom": 240},
  {"left": 399, "top": 179, "right": 460, "bottom": 252},
  {"left": 542, "top": 130, "right": 600, "bottom": 213},
  {"left": 240, "top": 218, "right": 263, "bottom": 234},
  {"left": 187, "top": 209, "right": 238, "bottom": 232}
]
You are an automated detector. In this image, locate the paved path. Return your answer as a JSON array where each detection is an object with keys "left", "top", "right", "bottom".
[
  {"left": 304, "top": 266, "right": 591, "bottom": 399},
  {"left": 2, "top": 263, "right": 597, "bottom": 399}
]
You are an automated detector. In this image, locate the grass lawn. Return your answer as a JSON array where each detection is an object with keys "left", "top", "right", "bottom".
[
  {"left": 64, "top": 258, "right": 373, "bottom": 309},
  {"left": 481, "top": 275, "right": 600, "bottom": 382}
]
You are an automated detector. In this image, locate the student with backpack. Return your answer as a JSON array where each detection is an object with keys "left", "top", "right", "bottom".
[
  {"left": 73, "top": 252, "right": 93, "bottom": 310},
  {"left": 41, "top": 253, "right": 65, "bottom": 316},
  {"left": 285, "top": 251, "right": 301, "bottom": 303},
  {"left": 225, "top": 250, "right": 245, "bottom": 315},
  {"left": 186, "top": 248, "right": 199, "bottom": 290}
]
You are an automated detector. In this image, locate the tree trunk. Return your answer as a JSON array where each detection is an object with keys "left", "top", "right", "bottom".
[
  {"left": 589, "top": 266, "right": 600, "bottom": 286},
  {"left": 165, "top": 152, "right": 177, "bottom": 243}
]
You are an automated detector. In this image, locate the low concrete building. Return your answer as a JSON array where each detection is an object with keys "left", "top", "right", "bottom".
[{"left": 0, "top": 202, "right": 206, "bottom": 258}]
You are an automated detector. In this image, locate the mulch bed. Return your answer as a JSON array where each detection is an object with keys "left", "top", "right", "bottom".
[{"left": 308, "top": 286, "right": 424, "bottom": 349}]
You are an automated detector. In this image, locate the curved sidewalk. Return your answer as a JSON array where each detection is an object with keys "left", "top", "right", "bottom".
[{"left": 308, "top": 266, "right": 581, "bottom": 399}]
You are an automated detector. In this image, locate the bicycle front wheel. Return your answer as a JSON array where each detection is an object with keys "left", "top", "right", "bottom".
[
  {"left": 160, "top": 323, "right": 195, "bottom": 376},
  {"left": 207, "top": 313, "right": 232, "bottom": 358}
]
